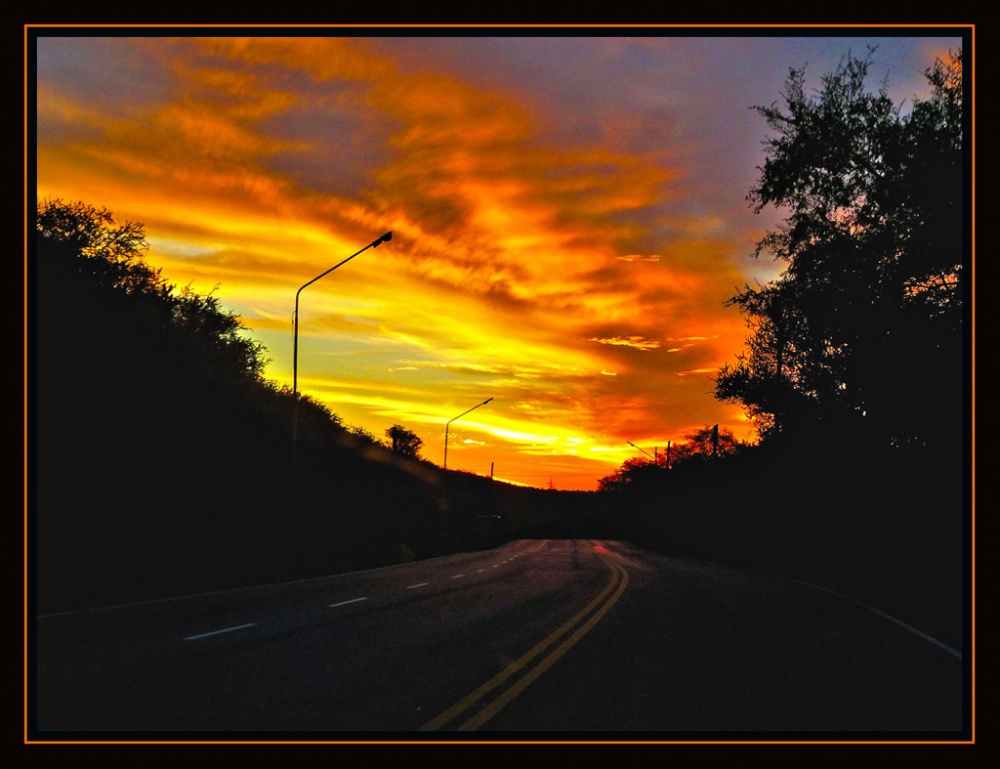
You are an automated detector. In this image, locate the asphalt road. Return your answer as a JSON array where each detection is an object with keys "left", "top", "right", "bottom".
[{"left": 31, "top": 539, "right": 967, "bottom": 739}]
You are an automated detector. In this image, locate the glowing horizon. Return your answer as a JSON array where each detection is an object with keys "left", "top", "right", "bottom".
[{"left": 33, "top": 31, "right": 960, "bottom": 489}]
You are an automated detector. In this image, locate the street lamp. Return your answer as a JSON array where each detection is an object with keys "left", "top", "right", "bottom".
[
  {"left": 292, "top": 231, "right": 392, "bottom": 459},
  {"left": 627, "top": 441, "right": 655, "bottom": 460},
  {"left": 444, "top": 397, "right": 493, "bottom": 470}
]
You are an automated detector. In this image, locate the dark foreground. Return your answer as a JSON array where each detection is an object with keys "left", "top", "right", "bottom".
[{"left": 32, "top": 540, "right": 967, "bottom": 740}]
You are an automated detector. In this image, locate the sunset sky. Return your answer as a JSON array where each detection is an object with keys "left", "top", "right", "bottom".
[{"left": 32, "top": 28, "right": 965, "bottom": 489}]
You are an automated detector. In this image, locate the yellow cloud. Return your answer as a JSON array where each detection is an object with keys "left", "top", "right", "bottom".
[{"left": 589, "top": 336, "right": 662, "bottom": 351}]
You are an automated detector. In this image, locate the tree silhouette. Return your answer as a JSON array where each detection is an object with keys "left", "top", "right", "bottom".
[
  {"left": 36, "top": 198, "right": 269, "bottom": 387},
  {"left": 670, "top": 425, "right": 741, "bottom": 467},
  {"left": 597, "top": 426, "right": 743, "bottom": 491},
  {"left": 597, "top": 456, "right": 658, "bottom": 492},
  {"left": 385, "top": 424, "right": 423, "bottom": 459},
  {"left": 716, "top": 49, "right": 965, "bottom": 451}
]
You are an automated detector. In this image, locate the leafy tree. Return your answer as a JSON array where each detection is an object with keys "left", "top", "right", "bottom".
[
  {"left": 716, "top": 49, "right": 965, "bottom": 450},
  {"left": 385, "top": 424, "right": 423, "bottom": 459},
  {"left": 35, "top": 198, "right": 154, "bottom": 293}
]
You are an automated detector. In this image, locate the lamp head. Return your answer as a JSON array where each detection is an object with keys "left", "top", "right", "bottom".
[{"left": 373, "top": 231, "right": 393, "bottom": 247}]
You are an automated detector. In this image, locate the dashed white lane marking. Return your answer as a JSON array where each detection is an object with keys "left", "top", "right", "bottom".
[
  {"left": 180, "top": 555, "right": 524, "bottom": 643},
  {"left": 184, "top": 623, "right": 257, "bottom": 641},
  {"left": 329, "top": 597, "right": 370, "bottom": 608}
]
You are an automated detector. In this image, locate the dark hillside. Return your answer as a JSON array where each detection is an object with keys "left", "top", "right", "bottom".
[{"left": 32, "top": 201, "right": 586, "bottom": 613}]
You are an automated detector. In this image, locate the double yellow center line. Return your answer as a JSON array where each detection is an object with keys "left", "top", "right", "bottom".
[{"left": 418, "top": 546, "right": 629, "bottom": 732}]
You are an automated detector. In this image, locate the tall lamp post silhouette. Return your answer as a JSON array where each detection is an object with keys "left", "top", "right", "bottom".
[
  {"left": 444, "top": 397, "right": 493, "bottom": 470},
  {"left": 292, "top": 231, "right": 392, "bottom": 474}
]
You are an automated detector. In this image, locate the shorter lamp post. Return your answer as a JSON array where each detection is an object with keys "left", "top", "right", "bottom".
[
  {"left": 444, "top": 397, "right": 493, "bottom": 470},
  {"left": 627, "top": 441, "right": 655, "bottom": 460}
]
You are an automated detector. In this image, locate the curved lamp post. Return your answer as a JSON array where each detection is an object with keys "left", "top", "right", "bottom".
[
  {"left": 627, "top": 441, "right": 655, "bottom": 460},
  {"left": 292, "top": 231, "right": 392, "bottom": 462},
  {"left": 444, "top": 397, "right": 493, "bottom": 470}
]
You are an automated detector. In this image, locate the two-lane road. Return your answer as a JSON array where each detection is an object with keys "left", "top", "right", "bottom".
[{"left": 32, "top": 540, "right": 966, "bottom": 737}]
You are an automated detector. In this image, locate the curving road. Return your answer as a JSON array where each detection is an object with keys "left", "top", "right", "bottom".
[{"left": 32, "top": 540, "right": 966, "bottom": 738}]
